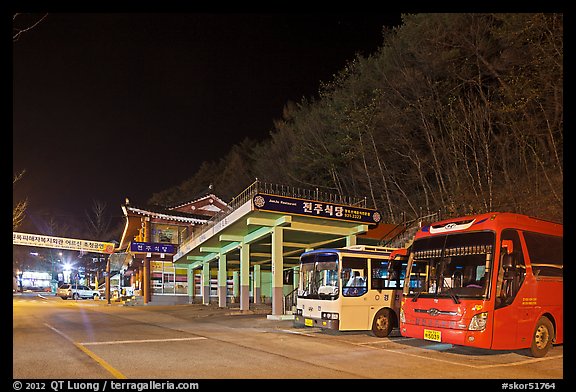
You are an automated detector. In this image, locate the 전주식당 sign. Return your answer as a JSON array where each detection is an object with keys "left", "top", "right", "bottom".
[
  {"left": 130, "top": 241, "right": 175, "bottom": 254},
  {"left": 252, "top": 193, "right": 381, "bottom": 225}
]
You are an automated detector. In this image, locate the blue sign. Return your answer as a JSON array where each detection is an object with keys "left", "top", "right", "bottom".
[
  {"left": 130, "top": 241, "right": 175, "bottom": 254},
  {"left": 252, "top": 193, "right": 381, "bottom": 225}
]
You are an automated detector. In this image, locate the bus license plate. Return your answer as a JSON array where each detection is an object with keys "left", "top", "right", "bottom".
[
  {"left": 305, "top": 318, "right": 313, "bottom": 327},
  {"left": 424, "top": 329, "right": 441, "bottom": 342}
]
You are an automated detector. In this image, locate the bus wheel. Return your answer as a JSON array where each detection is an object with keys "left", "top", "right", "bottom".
[
  {"left": 530, "top": 317, "right": 554, "bottom": 358},
  {"left": 372, "top": 309, "right": 393, "bottom": 338}
]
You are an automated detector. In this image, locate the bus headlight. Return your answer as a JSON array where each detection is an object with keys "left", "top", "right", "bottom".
[
  {"left": 321, "top": 312, "right": 339, "bottom": 320},
  {"left": 400, "top": 308, "right": 405, "bottom": 323},
  {"left": 469, "top": 312, "right": 488, "bottom": 331}
]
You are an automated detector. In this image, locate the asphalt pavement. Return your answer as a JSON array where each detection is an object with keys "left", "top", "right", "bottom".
[{"left": 13, "top": 292, "right": 565, "bottom": 381}]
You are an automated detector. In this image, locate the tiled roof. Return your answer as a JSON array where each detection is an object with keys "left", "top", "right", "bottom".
[
  {"left": 169, "top": 193, "right": 228, "bottom": 210},
  {"left": 125, "top": 204, "right": 211, "bottom": 224}
]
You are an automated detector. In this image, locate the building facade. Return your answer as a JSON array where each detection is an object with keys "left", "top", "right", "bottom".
[{"left": 114, "top": 194, "right": 229, "bottom": 305}]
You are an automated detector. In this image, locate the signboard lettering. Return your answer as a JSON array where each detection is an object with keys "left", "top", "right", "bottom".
[
  {"left": 13, "top": 232, "right": 115, "bottom": 254},
  {"left": 130, "top": 241, "right": 175, "bottom": 255},
  {"left": 252, "top": 194, "right": 381, "bottom": 225}
]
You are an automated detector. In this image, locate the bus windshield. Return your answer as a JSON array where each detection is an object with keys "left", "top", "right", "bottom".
[
  {"left": 403, "top": 231, "right": 495, "bottom": 301},
  {"left": 298, "top": 252, "right": 339, "bottom": 300}
]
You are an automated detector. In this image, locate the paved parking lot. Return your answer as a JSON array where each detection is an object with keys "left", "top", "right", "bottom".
[{"left": 13, "top": 293, "right": 564, "bottom": 382}]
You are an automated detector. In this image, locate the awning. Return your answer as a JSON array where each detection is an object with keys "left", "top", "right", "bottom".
[
  {"left": 358, "top": 222, "right": 406, "bottom": 242},
  {"left": 108, "top": 252, "right": 133, "bottom": 271}
]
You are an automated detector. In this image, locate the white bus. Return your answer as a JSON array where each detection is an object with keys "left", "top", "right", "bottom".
[{"left": 293, "top": 245, "right": 408, "bottom": 337}]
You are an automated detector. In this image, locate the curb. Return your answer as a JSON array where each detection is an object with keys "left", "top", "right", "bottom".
[{"left": 266, "top": 314, "right": 295, "bottom": 320}]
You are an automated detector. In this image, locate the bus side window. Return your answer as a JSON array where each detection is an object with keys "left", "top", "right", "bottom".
[
  {"left": 496, "top": 229, "right": 525, "bottom": 309},
  {"left": 523, "top": 232, "right": 563, "bottom": 278},
  {"left": 342, "top": 257, "right": 368, "bottom": 297}
]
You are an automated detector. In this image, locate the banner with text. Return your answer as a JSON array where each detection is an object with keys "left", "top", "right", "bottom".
[
  {"left": 252, "top": 193, "right": 381, "bottom": 225},
  {"left": 13, "top": 232, "right": 116, "bottom": 254}
]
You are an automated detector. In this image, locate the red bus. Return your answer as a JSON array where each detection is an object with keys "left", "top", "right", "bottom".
[{"left": 399, "top": 212, "right": 563, "bottom": 357}]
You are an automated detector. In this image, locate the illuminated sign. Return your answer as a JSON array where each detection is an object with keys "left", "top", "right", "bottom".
[
  {"left": 252, "top": 193, "right": 381, "bottom": 225},
  {"left": 130, "top": 241, "right": 175, "bottom": 254},
  {"left": 13, "top": 232, "right": 115, "bottom": 254}
]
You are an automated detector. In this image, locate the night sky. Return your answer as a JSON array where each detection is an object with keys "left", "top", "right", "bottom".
[{"left": 13, "top": 13, "right": 402, "bottom": 232}]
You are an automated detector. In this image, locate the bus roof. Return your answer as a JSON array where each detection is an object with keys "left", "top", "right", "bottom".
[
  {"left": 416, "top": 211, "right": 562, "bottom": 239},
  {"left": 300, "top": 246, "right": 398, "bottom": 259}
]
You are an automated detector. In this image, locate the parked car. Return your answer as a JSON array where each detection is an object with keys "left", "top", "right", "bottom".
[{"left": 57, "top": 284, "right": 100, "bottom": 300}]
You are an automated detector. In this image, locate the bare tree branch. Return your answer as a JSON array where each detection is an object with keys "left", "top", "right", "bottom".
[
  {"left": 13, "top": 169, "right": 26, "bottom": 184},
  {"left": 13, "top": 200, "right": 28, "bottom": 230},
  {"left": 13, "top": 169, "right": 28, "bottom": 230},
  {"left": 13, "top": 13, "right": 48, "bottom": 42}
]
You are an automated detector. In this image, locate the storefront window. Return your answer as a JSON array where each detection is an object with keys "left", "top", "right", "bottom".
[
  {"left": 151, "top": 261, "right": 188, "bottom": 295},
  {"left": 175, "top": 267, "right": 188, "bottom": 294}
]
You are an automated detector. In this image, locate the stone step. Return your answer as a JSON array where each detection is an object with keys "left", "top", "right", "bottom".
[{"left": 123, "top": 295, "right": 144, "bottom": 306}]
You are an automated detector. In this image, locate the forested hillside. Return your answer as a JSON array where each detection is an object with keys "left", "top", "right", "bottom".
[{"left": 150, "top": 13, "right": 563, "bottom": 223}]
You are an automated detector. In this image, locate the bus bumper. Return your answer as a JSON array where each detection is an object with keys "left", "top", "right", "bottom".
[
  {"left": 400, "top": 323, "right": 492, "bottom": 349},
  {"left": 294, "top": 315, "right": 339, "bottom": 330}
]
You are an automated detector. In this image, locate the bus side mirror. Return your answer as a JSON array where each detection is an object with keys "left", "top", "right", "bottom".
[
  {"left": 501, "top": 240, "right": 514, "bottom": 255},
  {"left": 388, "top": 267, "right": 399, "bottom": 281},
  {"left": 387, "top": 259, "right": 401, "bottom": 271},
  {"left": 502, "top": 253, "right": 517, "bottom": 280},
  {"left": 501, "top": 240, "right": 515, "bottom": 278},
  {"left": 502, "top": 254, "right": 514, "bottom": 270},
  {"left": 389, "top": 248, "right": 408, "bottom": 260}
]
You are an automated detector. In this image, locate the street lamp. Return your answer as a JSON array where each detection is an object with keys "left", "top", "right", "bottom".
[
  {"left": 49, "top": 251, "right": 63, "bottom": 293},
  {"left": 63, "top": 263, "right": 72, "bottom": 283}
]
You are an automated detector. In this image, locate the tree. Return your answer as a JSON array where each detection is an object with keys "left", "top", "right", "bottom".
[
  {"left": 85, "top": 200, "right": 112, "bottom": 241},
  {"left": 13, "top": 170, "right": 28, "bottom": 230},
  {"left": 149, "top": 13, "right": 562, "bottom": 223},
  {"left": 13, "top": 14, "right": 48, "bottom": 229}
]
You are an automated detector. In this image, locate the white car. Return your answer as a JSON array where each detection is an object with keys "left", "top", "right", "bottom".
[{"left": 57, "top": 284, "right": 100, "bottom": 300}]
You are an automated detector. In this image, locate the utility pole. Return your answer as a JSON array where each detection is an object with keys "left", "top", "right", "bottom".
[{"left": 106, "top": 256, "right": 111, "bottom": 305}]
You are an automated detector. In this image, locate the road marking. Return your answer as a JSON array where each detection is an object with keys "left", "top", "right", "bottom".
[
  {"left": 362, "top": 343, "right": 563, "bottom": 369},
  {"left": 73, "top": 343, "right": 127, "bottom": 379},
  {"left": 81, "top": 337, "right": 208, "bottom": 346},
  {"left": 279, "top": 329, "right": 317, "bottom": 337},
  {"left": 280, "top": 326, "right": 562, "bottom": 369},
  {"left": 472, "top": 355, "right": 564, "bottom": 369},
  {"left": 43, "top": 323, "right": 127, "bottom": 379}
]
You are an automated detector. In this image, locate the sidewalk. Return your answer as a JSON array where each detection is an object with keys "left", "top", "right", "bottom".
[
  {"left": 80, "top": 294, "right": 297, "bottom": 324},
  {"left": 100, "top": 297, "right": 275, "bottom": 316},
  {"left": 147, "top": 302, "right": 275, "bottom": 318}
]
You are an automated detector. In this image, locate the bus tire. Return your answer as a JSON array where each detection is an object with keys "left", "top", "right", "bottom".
[
  {"left": 530, "top": 316, "right": 554, "bottom": 358},
  {"left": 372, "top": 308, "right": 393, "bottom": 338}
]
